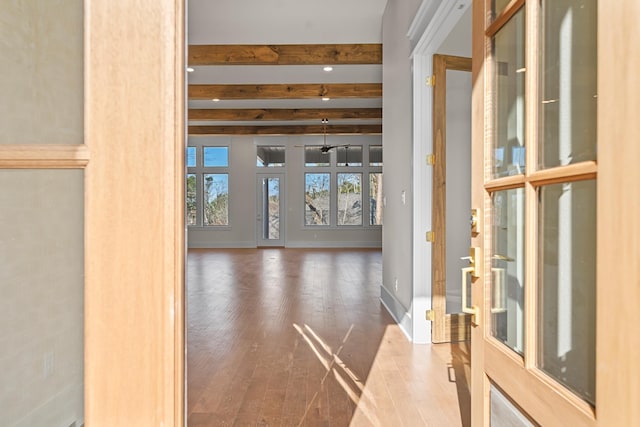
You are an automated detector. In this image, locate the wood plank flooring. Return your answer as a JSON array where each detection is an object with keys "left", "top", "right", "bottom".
[{"left": 187, "top": 248, "right": 470, "bottom": 426}]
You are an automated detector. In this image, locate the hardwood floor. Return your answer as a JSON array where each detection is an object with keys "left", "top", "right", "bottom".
[{"left": 187, "top": 248, "right": 470, "bottom": 426}]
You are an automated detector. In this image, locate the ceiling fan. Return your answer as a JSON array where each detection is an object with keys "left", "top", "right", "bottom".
[{"left": 296, "top": 118, "right": 350, "bottom": 153}]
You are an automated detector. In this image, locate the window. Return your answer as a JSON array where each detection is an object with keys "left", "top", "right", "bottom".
[
  {"left": 257, "top": 145, "right": 285, "bottom": 167},
  {"left": 305, "top": 173, "right": 330, "bottom": 225},
  {"left": 303, "top": 140, "right": 382, "bottom": 227},
  {"left": 337, "top": 146, "right": 362, "bottom": 167},
  {"left": 337, "top": 173, "right": 362, "bottom": 225},
  {"left": 186, "top": 143, "right": 230, "bottom": 227}
]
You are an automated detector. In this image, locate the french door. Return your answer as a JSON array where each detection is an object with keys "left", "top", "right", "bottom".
[
  {"left": 257, "top": 174, "right": 285, "bottom": 246},
  {"left": 470, "top": 0, "right": 598, "bottom": 424}
]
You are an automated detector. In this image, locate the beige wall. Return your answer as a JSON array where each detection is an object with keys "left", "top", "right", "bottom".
[
  {"left": 0, "top": 1, "right": 84, "bottom": 426},
  {"left": 0, "top": 1, "right": 83, "bottom": 145}
]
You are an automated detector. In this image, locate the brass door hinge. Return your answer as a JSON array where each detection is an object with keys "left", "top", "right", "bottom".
[
  {"left": 426, "top": 309, "right": 435, "bottom": 321},
  {"left": 426, "top": 75, "right": 436, "bottom": 86},
  {"left": 426, "top": 154, "right": 435, "bottom": 165},
  {"left": 426, "top": 231, "right": 435, "bottom": 243}
]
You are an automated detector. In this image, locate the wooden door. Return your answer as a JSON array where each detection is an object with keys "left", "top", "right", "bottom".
[
  {"left": 469, "top": 0, "right": 640, "bottom": 425},
  {"left": 431, "top": 54, "right": 474, "bottom": 343}
]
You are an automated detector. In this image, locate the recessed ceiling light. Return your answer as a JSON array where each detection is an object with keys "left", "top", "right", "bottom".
[
  {"left": 322, "top": 97, "right": 330, "bottom": 101},
  {"left": 186, "top": 67, "right": 195, "bottom": 73},
  {"left": 323, "top": 66, "right": 333, "bottom": 72},
  {"left": 212, "top": 98, "right": 220, "bottom": 102}
]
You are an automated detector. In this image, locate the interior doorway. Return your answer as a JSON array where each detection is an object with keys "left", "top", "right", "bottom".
[{"left": 430, "top": 54, "right": 473, "bottom": 343}]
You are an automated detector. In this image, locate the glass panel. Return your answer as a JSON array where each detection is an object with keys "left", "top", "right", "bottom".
[
  {"left": 492, "top": 9, "right": 526, "bottom": 179},
  {"left": 337, "top": 146, "right": 362, "bottom": 167},
  {"left": 538, "top": 0, "right": 597, "bottom": 168},
  {"left": 305, "top": 146, "right": 330, "bottom": 167},
  {"left": 369, "top": 145, "right": 383, "bottom": 166},
  {"left": 261, "top": 178, "right": 280, "bottom": 239},
  {"left": 492, "top": 0, "right": 513, "bottom": 20},
  {"left": 186, "top": 174, "right": 197, "bottom": 226},
  {"left": 369, "top": 173, "right": 383, "bottom": 225},
  {"left": 257, "top": 146, "right": 285, "bottom": 167},
  {"left": 337, "top": 173, "right": 362, "bottom": 225},
  {"left": 0, "top": 170, "right": 84, "bottom": 425},
  {"left": 304, "top": 173, "right": 330, "bottom": 225},
  {"left": 203, "top": 146, "right": 229, "bottom": 167},
  {"left": 491, "top": 384, "right": 537, "bottom": 426},
  {"left": 0, "top": 2, "right": 83, "bottom": 145},
  {"left": 187, "top": 147, "right": 196, "bottom": 168},
  {"left": 491, "top": 188, "right": 525, "bottom": 355},
  {"left": 203, "top": 174, "right": 229, "bottom": 226},
  {"left": 538, "top": 180, "right": 596, "bottom": 406}
]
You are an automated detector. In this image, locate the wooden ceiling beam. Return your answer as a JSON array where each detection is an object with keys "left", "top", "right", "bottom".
[
  {"left": 188, "top": 108, "right": 382, "bottom": 121},
  {"left": 188, "top": 124, "right": 382, "bottom": 136},
  {"left": 188, "top": 83, "right": 382, "bottom": 100},
  {"left": 188, "top": 44, "right": 382, "bottom": 66}
]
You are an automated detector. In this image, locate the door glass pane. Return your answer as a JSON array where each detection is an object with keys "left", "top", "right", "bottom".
[
  {"left": 491, "top": 384, "right": 537, "bottom": 426},
  {"left": 337, "top": 146, "right": 362, "bottom": 167},
  {"left": 492, "top": 0, "right": 513, "bottom": 20},
  {"left": 203, "top": 174, "right": 229, "bottom": 226},
  {"left": 0, "top": 2, "right": 83, "bottom": 145},
  {"left": 261, "top": 178, "right": 280, "bottom": 239},
  {"left": 538, "top": 180, "right": 596, "bottom": 406},
  {"left": 305, "top": 173, "right": 330, "bottom": 225},
  {"left": 369, "top": 173, "right": 383, "bottom": 225},
  {"left": 337, "top": 173, "right": 362, "bottom": 225},
  {"left": 492, "top": 9, "right": 526, "bottom": 179},
  {"left": 186, "top": 174, "right": 197, "bottom": 226},
  {"left": 0, "top": 170, "right": 84, "bottom": 425},
  {"left": 491, "top": 188, "right": 525, "bottom": 354},
  {"left": 539, "top": 0, "right": 597, "bottom": 168}
]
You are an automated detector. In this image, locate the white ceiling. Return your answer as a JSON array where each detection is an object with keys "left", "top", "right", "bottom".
[
  {"left": 187, "top": 0, "right": 388, "bottom": 129},
  {"left": 188, "top": 0, "right": 389, "bottom": 44}
]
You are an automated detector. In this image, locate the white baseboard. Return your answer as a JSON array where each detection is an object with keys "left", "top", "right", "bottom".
[
  {"left": 380, "top": 285, "right": 413, "bottom": 341},
  {"left": 187, "top": 241, "right": 256, "bottom": 249},
  {"left": 285, "top": 241, "right": 382, "bottom": 248}
]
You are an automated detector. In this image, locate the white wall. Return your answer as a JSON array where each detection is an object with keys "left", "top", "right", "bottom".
[
  {"left": 188, "top": 135, "right": 383, "bottom": 248},
  {"left": 380, "top": 0, "right": 423, "bottom": 337}
]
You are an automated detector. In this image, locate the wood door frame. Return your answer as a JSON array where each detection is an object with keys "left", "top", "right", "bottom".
[
  {"left": 431, "top": 54, "right": 473, "bottom": 343},
  {"left": 85, "top": 0, "right": 185, "bottom": 425}
]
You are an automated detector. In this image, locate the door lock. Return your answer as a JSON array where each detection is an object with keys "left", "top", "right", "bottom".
[{"left": 470, "top": 208, "right": 481, "bottom": 234}]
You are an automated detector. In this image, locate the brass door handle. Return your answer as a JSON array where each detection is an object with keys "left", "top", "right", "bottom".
[{"left": 461, "top": 266, "right": 479, "bottom": 325}]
